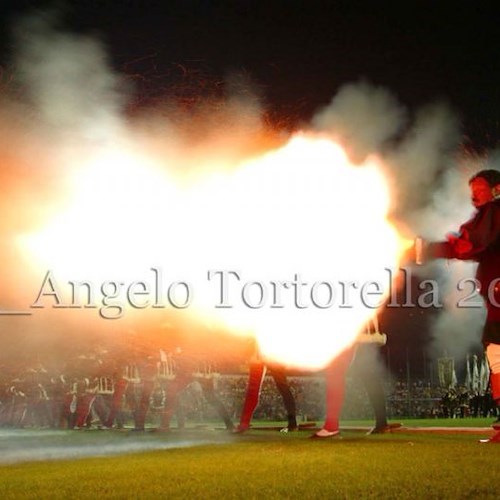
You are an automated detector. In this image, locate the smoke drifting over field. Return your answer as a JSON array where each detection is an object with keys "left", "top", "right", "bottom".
[
  {"left": 0, "top": 11, "right": 495, "bottom": 369},
  {"left": 0, "top": 428, "right": 228, "bottom": 464}
]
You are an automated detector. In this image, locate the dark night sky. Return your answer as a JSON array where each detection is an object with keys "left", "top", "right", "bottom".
[
  {"left": 1, "top": 1, "right": 500, "bottom": 148},
  {"left": 1, "top": 0, "right": 498, "bottom": 375}
]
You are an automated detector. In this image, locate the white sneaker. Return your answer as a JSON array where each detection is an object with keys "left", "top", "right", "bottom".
[
  {"left": 280, "top": 425, "right": 298, "bottom": 433},
  {"left": 311, "top": 428, "right": 341, "bottom": 438}
]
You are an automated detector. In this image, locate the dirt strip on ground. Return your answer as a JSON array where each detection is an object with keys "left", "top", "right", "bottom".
[{"left": 341, "top": 426, "right": 496, "bottom": 435}]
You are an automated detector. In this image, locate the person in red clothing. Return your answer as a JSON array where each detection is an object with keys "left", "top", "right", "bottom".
[
  {"left": 422, "top": 169, "right": 500, "bottom": 443},
  {"left": 234, "top": 357, "right": 297, "bottom": 433},
  {"left": 103, "top": 354, "right": 140, "bottom": 430},
  {"left": 158, "top": 348, "right": 234, "bottom": 432},
  {"left": 312, "top": 318, "right": 401, "bottom": 438},
  {"left": 311, "top": 345, "right": 355, "bottom": 438},
  {"left": 133, "top": 357, "right": 157, "bottom": 431},
  {"left": 65, "top": 354, "right": 101, "bottom": 429}
]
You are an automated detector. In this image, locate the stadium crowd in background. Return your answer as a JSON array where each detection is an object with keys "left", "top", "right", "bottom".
[{"left": 1, "top": 352, "right": 498, "bottom": 431}]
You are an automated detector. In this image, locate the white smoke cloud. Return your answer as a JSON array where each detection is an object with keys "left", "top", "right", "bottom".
[
  {"left": 12, "top": 12, "right": 126, "bottom": 143},
  {"left": 0, "top": 429, "right": 227, "bottom": 464},
  {"left": 426, "top": 260, "right": 484, "bottom": 360},
  {"left": 411, "top": 167, "right": 472, "bottom": 238},
  {"left": 312, "top": 80, "right": 407, "bottom": 163},
  {"left": 384, "top": 102, "right": 460, "bottom": 214}
]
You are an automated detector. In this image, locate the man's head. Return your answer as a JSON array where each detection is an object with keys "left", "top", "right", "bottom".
[{"left": 469, "top": 169, "right": 500, "bottom": 208}]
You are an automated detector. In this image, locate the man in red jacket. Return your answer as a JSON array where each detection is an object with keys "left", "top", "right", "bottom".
[{"left": 424, "top": 169, "right": 500, "bottom": 443}]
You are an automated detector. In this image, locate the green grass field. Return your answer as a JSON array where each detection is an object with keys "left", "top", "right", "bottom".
[{"left": 1, "top": 421, "right": 499, "bottom": 499}]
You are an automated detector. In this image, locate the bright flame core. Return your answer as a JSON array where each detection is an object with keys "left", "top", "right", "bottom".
[{"left": 22, "top": 133, "right": 405, "bottom": 369}]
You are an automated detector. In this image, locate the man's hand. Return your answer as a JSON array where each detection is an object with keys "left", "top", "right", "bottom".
[{"left": 446, "top": 232, "right": 473, "bottom": 257}]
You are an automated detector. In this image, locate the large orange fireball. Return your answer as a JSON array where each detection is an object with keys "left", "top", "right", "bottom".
[{"left": 21, "top": 132, "right": 406, "bottom": 369}]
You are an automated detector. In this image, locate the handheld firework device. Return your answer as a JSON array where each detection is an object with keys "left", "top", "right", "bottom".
[{"left": 414, "top": 236, "right": 424, "bottom": 265}]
